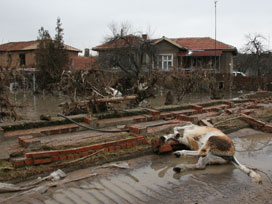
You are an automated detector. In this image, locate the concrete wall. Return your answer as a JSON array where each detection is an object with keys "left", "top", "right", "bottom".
[
  {"left": 220, "top": 51, "right": 233, "bottom": 74},
  {"left": 218, "top": 51, "right": 234, "bottom": 91}
]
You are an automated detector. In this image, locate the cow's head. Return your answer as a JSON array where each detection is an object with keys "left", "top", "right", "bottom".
[
  {"left": 160, "top": 123, "right": 193, "bottom": 145},
  {"left": 160, "top": 129, "right": 185, "bottom": 144}
]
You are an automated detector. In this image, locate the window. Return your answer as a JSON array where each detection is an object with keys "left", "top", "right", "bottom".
[
  {"left": 156, "top": 54, "right": 173, "bottom": 70},
  {"left": 7, "top": 54, "right": 12, "bottom": 66},
  {"left": 19, "top": 53, "right": 26, "bottom": 66}
]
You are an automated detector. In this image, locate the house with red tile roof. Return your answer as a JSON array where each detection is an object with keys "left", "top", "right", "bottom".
[
  {"left": 0, "top": 40, "right": 81, "bottom": 69},
  {"left": 93, "top": 35, "right": 237, "bottom": 74},
  {"left": 152, "top": 36, "right": 237, "bottom": 73}
]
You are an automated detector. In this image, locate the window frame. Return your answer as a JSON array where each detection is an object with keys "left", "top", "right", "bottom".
[{"left": 156, "top": 54, "right": 173, "bottom": 71}]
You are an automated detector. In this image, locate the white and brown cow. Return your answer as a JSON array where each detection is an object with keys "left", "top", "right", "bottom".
[{"left": 161, "top": 122, "right": 262, "bottom": 183}]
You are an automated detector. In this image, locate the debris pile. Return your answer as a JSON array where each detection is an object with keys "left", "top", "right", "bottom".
[
  {"left": 0, "top": 67, "right": 21, "bottom": 122},
  {"left": 59, "top": 70, "right": 158, "bottom": 115}
]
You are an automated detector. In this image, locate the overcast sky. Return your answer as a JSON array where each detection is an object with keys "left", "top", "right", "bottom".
[{"left": 1, "top": 0, "right": 271, "bottom": 55}]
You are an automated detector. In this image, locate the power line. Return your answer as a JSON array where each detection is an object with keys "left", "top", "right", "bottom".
[{"left": 214, "top": 1, "right": 218, "bottom": 70}]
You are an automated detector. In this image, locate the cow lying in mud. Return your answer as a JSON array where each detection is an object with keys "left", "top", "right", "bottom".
[{"left": 160, "top": 122, "right": 262, "bottom": 183}]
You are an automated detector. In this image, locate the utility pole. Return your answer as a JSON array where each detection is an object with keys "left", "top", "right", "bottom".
[{"left": 214, "top": 1, "right": 218, "bottom": 69}]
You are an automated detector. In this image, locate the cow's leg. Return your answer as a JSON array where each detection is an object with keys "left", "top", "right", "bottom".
[
  {"left": 173, "top": 150, "right": 200, "bottom": 157},
  {"left": 173, "top": 153, "right": 228, "bottom": 173},
  {"left": 173, "top": 155, "right": 209, "bottom": 172}
]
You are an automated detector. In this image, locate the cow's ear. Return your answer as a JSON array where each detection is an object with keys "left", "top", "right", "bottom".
[{"left": 178, "top": 129, "right": 184, "bottom": 137}]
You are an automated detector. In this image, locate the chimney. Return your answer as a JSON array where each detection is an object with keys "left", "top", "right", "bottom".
[
  {"left": 84, "top": 48, "right": 90, "bottom": 57},
  {"left": 142, "top": 34, "right": 148, "bottom": 41},
  {"left": 121, "top": 29, "right": 124, "bottom": 37}
]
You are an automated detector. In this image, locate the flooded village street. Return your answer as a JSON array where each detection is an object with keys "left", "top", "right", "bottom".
[
  {"left": 9, "top": 90, "right": 235, "bottom": 121},
  {"left": 1, "top": 1, "right": 272, "bottom": 203}
]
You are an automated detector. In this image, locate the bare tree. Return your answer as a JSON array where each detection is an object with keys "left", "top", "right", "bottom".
[
  {"left": 235, "top": 33, "right": 272, "bottom": 77},
  {"left": 93, "top": 23, "right": 159, "bottom": 106},
  {"left": 59, "top": 68, "right": 117, "bottom": 114},
  {"left": 158, "top": 69, "right": 211, "bottom": 103},
  {"left": 96, "top": 23, "right": 156, "bottom": 79},
  {"left": 105, "top": 22, "right": 132, "bottom": 42},
  {"left": 0, "top": 67, "right": 20, "bottom": 122},
  {"left": 242, "top": 33, "right": 267, "bottom": 55}
]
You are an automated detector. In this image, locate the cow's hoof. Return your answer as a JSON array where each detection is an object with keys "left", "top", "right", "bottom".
[{"left": 174, "top": 152, "right": 181, "bottom": 158}]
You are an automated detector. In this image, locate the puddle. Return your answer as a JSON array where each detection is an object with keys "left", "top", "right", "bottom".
[
  {"left": 234, "top": 132, "right": 272, "bottom": 171},
  {"left": 44, "top": 154, "right": 237, "bottom": 204}
]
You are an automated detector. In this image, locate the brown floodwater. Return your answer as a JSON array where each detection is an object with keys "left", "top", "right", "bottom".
[
  {"left": 10, "top": 90, "right": 241, "bottom": 121},
  {"left": 9, "top": 91, "right": 68, "bottom": 120}
]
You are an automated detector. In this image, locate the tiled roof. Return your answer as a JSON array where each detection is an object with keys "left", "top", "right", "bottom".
[
  {"left": 71, "top": 56, "right": 97, "bottom": 70},
  {"left": 93, "top": 36, "right": 236, "bottom": 52},
  {"left": 0, "top": 41, "right": 37, "bottom": 51},
  {"left": 0, "top": 40, "right": 81, "bottom": 52},
  {"left": 92, "top": 35, "right": 142, "bottom": 51},
  {"left": 172, "top": 37, "right": 236, "bottom": 51}
]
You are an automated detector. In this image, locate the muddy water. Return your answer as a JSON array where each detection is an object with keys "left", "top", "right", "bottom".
[
  {"left": 10, "top": 90, "right": 240, "bottom": 120},
  {"left": 230, "top": 129, "right": 272, "bottom": 172},
  {"left": 44, "top": 156, "right": 233, "bottom": 204},
  {"left": 9, "top": 91, "right": 68, "bottom": 120},
  {"left": 39, "top": 130, "right": 272, "bottom": 204}
]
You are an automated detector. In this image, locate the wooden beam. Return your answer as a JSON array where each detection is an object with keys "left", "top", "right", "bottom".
[{"left": 94, "top": 95, "right": 138, "bottom": 103}]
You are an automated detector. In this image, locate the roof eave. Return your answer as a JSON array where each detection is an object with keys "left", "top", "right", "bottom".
[
  {"left": 153, "top": 37, "right": 188, "bottom": 50},
  {"left": 92, "top": 46, "right": 137, "bottom": 52}
]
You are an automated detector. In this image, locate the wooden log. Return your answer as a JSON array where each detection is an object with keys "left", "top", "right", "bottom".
[
  {"left": 83, "top": 95, "right": 138, "bottom": 103},
  {"left": 96, "top": 95, "right": 137, "bottom": 103}
]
